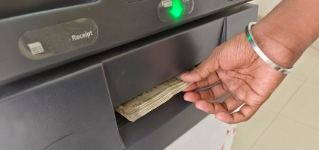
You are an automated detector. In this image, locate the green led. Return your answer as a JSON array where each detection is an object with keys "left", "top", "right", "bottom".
[
  {"left": 169, "top": 0, "right": 185, "bottom": 19},
  {"left": 247, "top": 35, "right": 252, "bottom": 41}
]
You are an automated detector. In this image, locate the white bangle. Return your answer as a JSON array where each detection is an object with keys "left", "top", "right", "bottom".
[{"left": 245, "top": 22, "right": 294, "bottom": 74}]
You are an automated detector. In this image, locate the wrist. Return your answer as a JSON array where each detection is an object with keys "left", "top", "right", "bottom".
[{"left": 250, "top": 23, "right": 302, "bottom": 68}]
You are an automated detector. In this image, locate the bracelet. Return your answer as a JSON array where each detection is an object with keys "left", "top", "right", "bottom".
[{"left": 245, "top": 22, "right": 294, "bottom": 74}]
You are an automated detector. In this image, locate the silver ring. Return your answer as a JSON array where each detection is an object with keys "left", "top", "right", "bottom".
[{"left": 245, "top": 22, "right": 294, "bottom": 74}]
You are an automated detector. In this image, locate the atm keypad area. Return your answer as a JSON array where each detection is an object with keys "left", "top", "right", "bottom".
[{"left": 0, "top": 2, "right": 257, "bottom": 150}]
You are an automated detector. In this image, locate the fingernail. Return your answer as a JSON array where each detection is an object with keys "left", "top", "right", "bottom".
[
  {"left": 183, "top": 95, "right": 191, "bottom": 102},
  {"left": 195, "top": 102, "right": 203, "bottom": 110},
  {"left": 184, "top": 97, "right": 191, "bottom": 102},
  {"left": 215, "top": 115, "right": 222, "bottom": 121},
  {"left": 195, "top": 103, "right": 201, "bottom": 109}
]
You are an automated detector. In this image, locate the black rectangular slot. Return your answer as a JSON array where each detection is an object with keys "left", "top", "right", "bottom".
[
  {"left": 0, "top": 0, "right": 98, "bottom": 19},
  {"left": 115, "top": 111, "right": 130, "bottom": 128}
]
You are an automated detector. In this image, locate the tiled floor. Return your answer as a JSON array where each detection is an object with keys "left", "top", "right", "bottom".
[{"left": 231, "top": 46, "right": 319, "bottom": 150}]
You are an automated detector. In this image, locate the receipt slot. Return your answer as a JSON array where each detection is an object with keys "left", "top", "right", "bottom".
[
  {"left": 158, "top": 0, "right": 195, "bottom": 22},
  {"left": 18, "top": 18, "right": 98, "bottom": 60}
]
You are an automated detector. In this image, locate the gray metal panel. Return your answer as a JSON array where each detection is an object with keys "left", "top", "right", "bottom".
[
  {"left": 0, "top": 0, "right": 249, "bottom": 86},
  {"left": 0, "top": 0, "right": 98, "bottom": 19},
  {"left": 103, "top": 17, "right": 225, "bottom": 107},
  {"left": 0, "top": 65, "right": 123, "bottom": 150}
]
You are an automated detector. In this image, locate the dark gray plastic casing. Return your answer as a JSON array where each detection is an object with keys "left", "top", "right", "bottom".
[
  {"left": 0, "top": 4, "right": 258, "bottom": 150},
  {"left": 0, "top": 0, "right": 250, "bottom": 85}
]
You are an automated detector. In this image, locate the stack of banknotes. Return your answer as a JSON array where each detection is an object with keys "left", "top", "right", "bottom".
[{"left": 115, "top": 76, "right": 192, "bottom": 122}]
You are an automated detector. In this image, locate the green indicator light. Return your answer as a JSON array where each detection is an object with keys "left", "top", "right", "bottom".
[
  {"left": 169, "top": 0, "right": 185, "bottom": 19},
  {"left": 247, "top": 36, "right": 252, "bottom": 41}
]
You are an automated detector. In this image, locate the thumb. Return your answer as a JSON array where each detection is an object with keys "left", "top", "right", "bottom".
[{"left": 181, "top": 51, "right": 220, "bottom": 83}]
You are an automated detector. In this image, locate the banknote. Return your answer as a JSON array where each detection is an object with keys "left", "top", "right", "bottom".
[{"left": 115, "top": 76, "right": 192, "bottom": 122}]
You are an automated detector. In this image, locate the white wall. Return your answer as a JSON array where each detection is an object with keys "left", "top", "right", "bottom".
[
  {"left": 249, "top": 0, "right": 281, "bottom": 19},
  {"left": 249, "top": 0, "right": 319, "bottom": 50}
]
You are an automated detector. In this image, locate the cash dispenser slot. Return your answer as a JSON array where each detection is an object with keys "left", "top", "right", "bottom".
[
  {"left": 104, "top": 4, "right": 258, "bottom": 149},
  {"left": 103, "top": 4, "right": 258, "bottom": 108},
  {"left": 102, "top": 17, "right": 225, "bottom": 108},
  {"left": 102, "top": 14, "right": 225, "bottom": 150}
]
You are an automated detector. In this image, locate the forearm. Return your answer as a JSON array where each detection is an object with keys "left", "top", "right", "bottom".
[{"left": 251, "top": 0, "right": 319, "bottom": 68}]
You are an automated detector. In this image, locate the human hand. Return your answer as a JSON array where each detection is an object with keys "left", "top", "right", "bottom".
[{"left": 181, "top": 31, "right": 287, "bottom": 124}]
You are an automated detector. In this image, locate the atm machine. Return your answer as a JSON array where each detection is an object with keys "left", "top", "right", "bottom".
[{"left": 0, "top": 0, "right": 257, "bottom": 149}]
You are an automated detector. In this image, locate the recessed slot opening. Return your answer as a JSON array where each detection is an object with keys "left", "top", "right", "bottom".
[
  {"left": 113, "top": 65, "right": 198, "bottom": 128},
  {"left": 113, "top": 90, "right": 188, "bottom": 128},
  {"left": 0, "top": 0, "right": 99, "bottom": 19}
]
